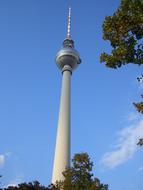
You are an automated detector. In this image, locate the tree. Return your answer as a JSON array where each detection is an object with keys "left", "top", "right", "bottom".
[
  {"left": 100, "top": 0, "right": 143, "bottom": 68},
  {"left": 100, "top": 0, "right": 143, "bottom": 114},
  {"left": 133, "top": 99, "right": 143, "bottom": 114},
  {"left": 133, "top": 76, "right": 143, "bottom": 114},
  {"left": 100, "top": 0, "right": 143, "bottom": 144},
  {"left": 137, "top": 138, "right": 143, "bottom": 146},
  {"left": 56, "top": 153, "right": 108, "bottom": 190},
  {"left": 3, "top": 181, "right": 58, "bottom": 190},
  {"left": 3, "top": 154, "right": 109, "bottom": 190}
]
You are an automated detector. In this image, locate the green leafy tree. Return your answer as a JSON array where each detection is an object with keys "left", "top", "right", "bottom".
[
  {"left": 3, "top": 154, "right": 109, "bottom": 190},
  {"left": 100, "top": 0, "right": 143, "bottom": 68},
  {"left": 100, "top": 0, "right": 143, "bottom": 145},
  {"left": 56, "top": 153, "right": 108, "bottom": 190},
  {"left": 133, "top": 100, "right": 143, "bottom": 114},
  {"left": 134, "top": 76, "right": 143, "bottom": 114},
  {"left": 100, "top": 0, "right": 143, "bottom": 114},
  {"left": 3, "top": 181, "right": 57, "bottom": 190},
  {"left": 137, "top": 138, "right": 143, "bottom": 146}
]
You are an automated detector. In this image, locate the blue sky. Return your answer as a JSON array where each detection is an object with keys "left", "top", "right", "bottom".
[{"left": 0, "top": 0, "right": 143, "bottom": 189}]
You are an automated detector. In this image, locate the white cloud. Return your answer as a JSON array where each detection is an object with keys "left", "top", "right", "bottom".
[
  {"left": 0, "top": 152, "right": 12, "bottom": 168},
  {"left": 0, "top": 154, "right": 5, "bottom": 167},
  {"left": 101, "top": 119, "right": 143, "bottom": 169}
]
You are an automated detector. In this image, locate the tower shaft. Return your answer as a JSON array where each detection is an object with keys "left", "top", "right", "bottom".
[
  {"left": 52, "top": 7, "right": 81, "bottom": 184},
  {"left": 52, "top": 66, "right": 72, "bottom": 183}
]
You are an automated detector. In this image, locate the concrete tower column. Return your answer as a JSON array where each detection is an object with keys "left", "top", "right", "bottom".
[
  {"left": 52, "top": 65, "right": 72, "bottom": 183},
  {"left": 52, "top": 7, "right": 81, "bottom": 184}
]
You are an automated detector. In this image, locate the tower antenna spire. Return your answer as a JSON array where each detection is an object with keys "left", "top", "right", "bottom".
[{"left": 67, "top": 6, "right": 71, "bottom": 39}]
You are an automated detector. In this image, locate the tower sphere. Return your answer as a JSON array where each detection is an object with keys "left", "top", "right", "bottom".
[{"left": 56, "top": 38, "right": 81, "bottom": 71}]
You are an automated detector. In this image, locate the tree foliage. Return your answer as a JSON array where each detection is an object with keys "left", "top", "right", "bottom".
[
  {"left": 137, "top": 138, "right": 143, "bottom": 146},
  {"left": 100, "top": 0, "right": 143, "bottom": 114},
  {"left": 134, "top": 76, "right": 143, "bottom": 114},
  {"left": 56, "top": 153, "right": 108, "bottom": 190},
  {"left": 100, "top": 0, "right": 143, "bottom": 68},
  {"left": 3, "top": 181, "right": 58, "bottom": 190},
  {"left": 133, "top": 101, "right": 143, "bottom": 114},
  {"left": 3, "top": 153, "right": 108, "bottom": 190}
]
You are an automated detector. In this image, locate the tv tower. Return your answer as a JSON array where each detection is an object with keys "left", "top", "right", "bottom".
[{"left": 52, "top": 7, "right": 81, "bottom": 183}]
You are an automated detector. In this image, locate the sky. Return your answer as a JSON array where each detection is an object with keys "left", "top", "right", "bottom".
[{"left": 0, "top": 0, "right": 143, "bottom": 189}]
